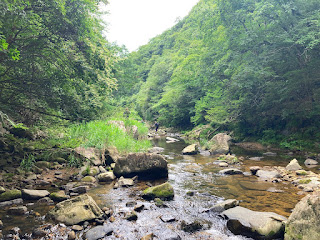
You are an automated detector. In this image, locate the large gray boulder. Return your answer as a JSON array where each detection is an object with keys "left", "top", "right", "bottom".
[
  {"left": 221, "top": 206, "right": 287, "bottom": 239},
  {"left": 285, "top": 192, "right": 320, "bottom": 240},
  {"left": 208, "top": 133, "right": 232, "bottom": 155},
  {"left": 256, "top": 170, "right": 281, "bottom": 181},
  {"left": 48, "top": 194, "right": 103, "bottom": 225},
  {"left": 113, "top": 153, "right": 168, "bottom": 179}
]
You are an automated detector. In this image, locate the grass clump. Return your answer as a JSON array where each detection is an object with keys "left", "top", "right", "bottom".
[{"left": 20, "top": 154, "right": 35, "bottom": 171}]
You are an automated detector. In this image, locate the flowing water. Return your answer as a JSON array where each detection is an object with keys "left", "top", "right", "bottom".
[{"left": 0, "top": 136, "right": 309, "bottom": 239}]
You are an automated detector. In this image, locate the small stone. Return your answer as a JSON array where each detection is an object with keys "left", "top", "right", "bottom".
[
  {"left": 32, "top": 228, "right": 47, "bottom": 238},
  {"left": 71, "top": 225, "right": 83, "bottom": 231},
  {"left": 296, "top": 170, "right": 308, "bottom": 176},
  {"left": 126, "top": 211, "right": 138, "bottom": 221},
  {"left": 267, "top": 187, "right": 284, "bottom": 193},
  {"left": 97, "top": 172, "right": 116, "bottom": 182},
  {"left": 68, "top": 231, "right": 76, "bottom": 240},
  {"left": 249, "top": 157, "right": 264, "bottom": 161},
  {"left": 109, "top": 216, "right": 115, "bottom": 222},
  {"left": 141, "top": 233, "right": 155, "bottom": 240},
  {"left": 219, "top": 168, "right": 243, "bottom": 175},
  {"left": 263, "top": 152, "right": 277, "bottom": 156},
  {"left": 117, "top": 177, "right": 134, "bottom": 187},
  {"left": 305, "top": 159, "right": 318, "bottom": 165},
  {"left": 0, "top": 220, "right": 3, "bottom": 229},
  {"left": 186, "top": 191, "right": 195, "bottom": 196},
  {"left": 37, "top": 197, "right": 54, "bottom": 205},
  {"left": 160, "top": 215, "right": 176, "bottom": 222},
  {"left": 81, "top": 176, "right": 96, "bottom": 183},
  {"left": 249, "top": 166, "right": 261, "bottom": 175},
  {"left": 134, "top": 204, "right": 145, "bottom": 212},
  {"left": 69, "top": 186, "right": 88, "bottom": 194},
  {"left": 8, "top": 206, "right": 27, "bottom": 215},
  {"left": 286, "top": 159, "right": 302, "bottom": 171},
  {"left": 85, "top": 225, "right": 113, "bottom": 240},
  {"left": 0, "top": 187, "right": 6, "bottom": 194},
  {"left": 180, "top": 220, "right": 203, "bottom": 232},
  {"left": 219, "top": 162, "right": 228, "bottom": 167},
  {"left": 154, "top": 198, "right": 167, "bottom": 208}
]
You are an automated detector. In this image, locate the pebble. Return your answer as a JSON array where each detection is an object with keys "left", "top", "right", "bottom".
[{"left": 68, "top": 230, "right": 76, "bottom": 240}]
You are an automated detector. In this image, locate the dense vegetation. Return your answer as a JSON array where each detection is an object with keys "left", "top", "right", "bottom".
[
  {"left": 115, "top": 0, "right": 320, "bottom": 149},
  {"left": 0, "top": 0, "right": 117, "bottom": 124}
]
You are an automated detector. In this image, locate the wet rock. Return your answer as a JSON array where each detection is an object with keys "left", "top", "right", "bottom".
[
  {"left": 267, "top": 187, "right": 284, "bottom": 193},
  {"left": 148, "top": 147, "right": 165, "bottom": 154},
  {"left": 117, "top": 176, "right": 134, "bottom": 187},
  {"left": 114, "top": 153, "right": 168, "bottom": 179},
  {"left": 85, "top": 224, "right": 113, "bottom": 240},
  {"left": 285, "top": 192, "right": 320, "bottom": 240},
  {"left": 125, "top": 211, "right": 138, "bottom": 221},
  {"left": 263, "top": 152, "right": 277, "bottom": 156},
  {"left": 208, "top": 133, "right": 232, "bottom": 155},
  {"left": 97, "top": 172, "right": 116, "bottom": 182},
  {"left": 180, "top": 220, "right": 203, "bottom": 232},
  {"left": 37, "top": 197, "right": 54, "bottom": 205},
  {"left": 49, "top": 190, "right": 68, "bottom": 202},
  {"left": 48, "top": 194, "right": 103, "bottom": 225},
  {"left": 305, "top": 158, "right": 318, "bottom": 166},
  {"left": 81, "top": 176, "right": 96, "bottom": 183},
  {"left": 221, "top": 206, "right": 287, "bottom": 239},
  {"left": 0, "top": 189, "right": 22, "bottom": 202},
  {"left": 256, "top": 170, "right": 281, "bottom": 181},
  {"left": 0, "top": 220, "right": 3, "bottom": 229},
  {"left": 205, "top": 199, "right": 239, "bottom": 212},
  {"left": 0, "top": 198, "right": 23, "bottom": 207},
  {"left": 141, "top": 233, "right": 155, "bottom": 240},
  {"left": 218, "top": 154, "right": 239, "bottom": 164},
  {"left": 154, "top": 198, "right": 167, "bottom": 208},
  {"left": 296, "top": 170, "right": 308, "bottom": 176},
  {"left": 22, "top": 189, "right": 50, "bottom": 200},
  {"left": 32, "top": 228, "right": 47, "bottom": 238},
  {"left": 142, "top": 182, "right": 174, "bottom": 200},
  {"left": 166, "top": 137, "right": 179, "bottom": 143},
  {"left": 249, "top": 157, "right": 264, "bottom": 161},
  {"left": 68, "top": 230, "right": 76, "bottom": 240},
  {"left": 219, "top": 168, "right": 243, "bottom": 175},
  {"left": 250, "top": 166, "right": 261, "bottom": 175},
  {"left": 69, "top": 186, "right": 88, "bottom": 194},
  {"left": 8, "top": 206, "right": 27, "bottom": 215},
  {"left": 182, "top": 144, "right": 198, "bottom": 155},
  {"left": 286, "top": 159, "right": 302, "bottom": 171},
  {"left": 160, "top": 215, "right": 176, "bottom": 222}
]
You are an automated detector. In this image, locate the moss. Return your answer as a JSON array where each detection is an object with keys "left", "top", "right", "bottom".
[
  {"left": 49, "top": 191, "right": 68, "bottom": 202},
  {"left": 81, "top": 176, "right": 96, "bottom": 182},
  {"left": 143, "top": 182, "right": 174, "bottom": 200},
  {"left": 299, "top": 179, "right": 311, "bottom": 184},
  {"left": 0, "top": 189, "right": 22, "bottom": 202}
]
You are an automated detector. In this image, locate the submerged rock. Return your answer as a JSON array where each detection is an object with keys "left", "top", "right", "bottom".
[
  {"left": 142, "top": 182, "right": 174, "bottom": 200},
  {"left": 208, "top": 133, "right": 231, "bottom": 155},
  {"left": 205, "top": 199, "right": 239, "bottom": 212},
  {"left": 221, "top": 206, "right": 287, "bottom": 239},
  {"left": 219, "top": 168, "right": 243, "bottom": 175},
  {"left": 182, "top": 144, "right": 199, "bottom": 155},
  {"left": 285, "top": 192, "right": 320, "bottom": 240},
  {"left": 114, "top": 153, "right": 168, "bottom": 179},
  {"left": 85, "top": 224, "right": 113, "bottom": 240},
  {"left": 48, "top": 194, "right": 103, "bottom": 225}
]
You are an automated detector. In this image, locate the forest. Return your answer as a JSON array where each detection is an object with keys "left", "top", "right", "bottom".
[{"left": 1, "top": 0, "right": 320, "bottom": 148}]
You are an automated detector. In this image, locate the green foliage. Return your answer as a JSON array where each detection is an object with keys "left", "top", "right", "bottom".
[
  {"left": 67, "top": 154, "right": 83, "bottom": 168},
  {"left": 20, "top": 153, "right": 35, "bottom": 171}
]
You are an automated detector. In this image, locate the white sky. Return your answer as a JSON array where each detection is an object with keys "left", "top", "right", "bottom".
[{"left": 102, "top": 0, "right": 200, "bottom": 52}]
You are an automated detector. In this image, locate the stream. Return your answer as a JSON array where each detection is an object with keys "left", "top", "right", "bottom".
[{"left": 0, "top": 135, "right": 311, "bottom": 239}]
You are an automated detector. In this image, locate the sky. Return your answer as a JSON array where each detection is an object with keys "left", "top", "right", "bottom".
[{"left": 102, "top": 0, "right": 200, "bottom": 52}]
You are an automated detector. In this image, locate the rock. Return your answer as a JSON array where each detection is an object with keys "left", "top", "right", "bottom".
[
  {"left": 0, "top": 189, "right": 22, "bottom": 202},
  {"left": 263, "top": 152, "right": 277, "bottom": 156},
  {"left": 305, "top": 158, "right": 318, "bottom": 165},
  {"left": 160, "top": 215, "right": 176, "bottom": 222},
  {"left": 0, "top": 187, "right": 5, "bottom": 194},
  {"left": 182, "top": 144, "right": 198, "bottom": 155},
  {"left": 98, "top": 166, "right": 107, "bottom": 173},
  {"left": 285, "top": 192, "right": 320, "bottom": 240},
  {"left": 81, "top": 176, "right": 96, "bottom": 183},
  {"left": 74, "top": 147, "right": 104, "bottom": 166},
  {"left": 208, "top": 133, "right": 232, "bottom": 155},
  {"left": 9, "top": 127, "right": 34, "bottom": 140},
  {"left": 22, "top": 189, "right": 50, "bottom": 200},
  {"left": 141, "top": 233, "right": 155, "bottom": 240},
  {"left": 68, "top": 231, "right": 76, "bottom": 240},
  {"left": 0, "top": 198, "right": 23, "bottom": 207},
  {"left": 267, "top": 187, "right": 284, "bottom": 193},
  {"left": 0, "top": 220, "right": 3, "bottom": 229},
  {"left": 32, "top": 228, "right": 47, "bottom": 238},
  {"left": 117, "top": 176, "right": 134, "bottom": 187},
  {"left": 49, "top": 191, "right": 68, "bottom": 202},
  {"left": 114, "top": 153, "right": 168, "bottom": 179},
  {"left": 72, "top": 225, "right": 83, "bottom": 231},
  {"left": 180, "top": 220, "right": 203, "bottom": 232},
  {"left": 221, "top": 206, "right": 287, "bottom": 239},
  {"left": 85, "top": 224, "right": 113, "bottom": 240},
  {"left": 125, "top": 211, "right": 138, "bottom": 221},
  {"left": 154, "top": 198, "right": 167, "bottom": 208},
  {"left": 142, "top": 182, "right": 174, "bottom": 200},
  {"left": 37, "top": 197, "right": 54, "bottom": 205},
  {"left": 296, "top": 170, "right": 308, "bottom": 176},
  {"left": 219, "top": 168, "right": 243, "bottom": 175},
  {"left": 8, "top": 206, "right": 27, "bottom": 215},
  {"left": 148, "top": 147, "right": 165, "bottom": 154},
  {"left": 250, "top": 166, "right": 261, "bottom": 175},
  {"left": 166, "top": 137, "right": 179, "bottom": 143},
  {"left": 134, "top": 204, "right": 145, "bottom": 212},
  {"left": 69, "top": 186, "right": 88, "bottom": 194},
  {"left": 35, "top": 161, "right": 51, "bottom": 169},
  {"left": 286, "top": 159, "right": 302, "bottom": 171},
  {"left": 206, "top": 199, "right": 239, "bottom": 212},
  {"left": 48, "top": 194, "right": 103, "bottom": 225},
  {"left": 219, "top": 162, "right": 229, "bottom": 167},
  {"left": 256, "top": 170, "right": 281, "bottom": 180},
  {"left": 97, "top": 172, "right": 116, "bottom": 182},
  {"left": 104, "top": 146, "right": 119, "bottom": 166},
  {"left": 249, "top": 157, "right": 264, "bottom": 161}
]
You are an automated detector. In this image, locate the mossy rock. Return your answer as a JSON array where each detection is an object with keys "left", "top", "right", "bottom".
[
  {"left": 55, "top": 157, "right": 67, "bottom": 164},
  {"left": 299, "top": 179, "right": 311, "bottom": 184},
  {"left": 81, "top": 176, "right": 96, "bottom": 183},
  {"left": 50, "top": 191, "right": 68, "bottom": 202},
  {"left": 0, "top": 186, "right": 5, "bottom": 194},
  {"left": 35, "top": 161, "right": 51, "bottom": 169},
  {"left": 142, "top": 182, "right": 174, "bottom": 200},
  {"left": 0, "top": 189, "right": 22, "bottom": 202}
]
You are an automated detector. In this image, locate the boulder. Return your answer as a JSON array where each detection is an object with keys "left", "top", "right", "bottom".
[
  {"left": 113, "top": 153, "right": 168, "bottom": 179},
  {"left": 221, "top": 206, "right": 287, "bottom": 239},
  {"left": 182, "top": 144, "right": 198, "bottom": 155},
  {"left": 166, "top": 137, "right": 179, "bottom": 143},
  {"left": 116, "top": 176, "right": 134, "bottom": 187},
  {"left": 8, "top": 206, "right": 27, "bottom": 215},
  {"left": 81, "top": 176, "right": 96, "bottom": 183},
  {"left": 205, "top": 199, "right": 239, "bottom": 212},
  {"left": 286, "top": 159, "right": 302, "bottom": 171},
  {"left": 285, "top": 192, "right": 320, "bottom": 240},
  {"left": 49, "top": 191, "right": 69, "bottom": 202},
  {"left": 85, "top": 224, "right": 113, "bottom": 240},
  {"left": 22, "top": 189, "right": 50, "bottom": 200},
  {"left": 208, "top": 133, "right": 232, "bottom": 155},
  {"left": 104, "top": 146, "right": 119, "bottom": 165},
  {"left": 9, "top": 127, "right": 34, "bottom": 140},
  {"left": 142, "top": 182, "right": 174, "bottom": 200},
  {"left": 250, "top": 166, "right": 261, "bottom": 175},
  {"left": 0, "top": 198, "right": 23, "bottom": 207},
  {"left": 97, "top": 172, "right": 116, "bottom": 182},
  {"left": 74, "top": 147, "right": 104, "bottom": 166},
  {"left": 219, "top": 168, "right": 243, "bottom": 175},
  {"left": 48, "top": 194, "right": 103, "bottom": 225},
  {"left": 305, "top": 158, "right": 318, "bottom": 166},
  {"left": 0, "top": 189, "right": 22, "bottom": 202},
  {"left": 256, "top": 170, "right": 281, "bottom": 181}
]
